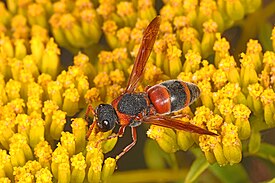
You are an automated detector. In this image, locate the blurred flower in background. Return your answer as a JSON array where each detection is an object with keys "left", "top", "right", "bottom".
[{"left": 0, "top": 0, "right": 275, "bottom": 182}]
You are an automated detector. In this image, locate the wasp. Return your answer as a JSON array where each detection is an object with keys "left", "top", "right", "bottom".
[{"left": 85, "top": 16, "right": 216, "bottom": 159}]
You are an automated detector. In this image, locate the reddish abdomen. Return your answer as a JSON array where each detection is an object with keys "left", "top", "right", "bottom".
[{"left": 147, "top": 80, "right": 200, "bottom": 114}]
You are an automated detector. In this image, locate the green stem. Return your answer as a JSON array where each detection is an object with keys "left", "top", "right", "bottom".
[
  {"left": 235, "top": 1, "right": 275, "bottom": 55},
  {"left": 110, "top": 169, "right": 188, "bottom": 183}
]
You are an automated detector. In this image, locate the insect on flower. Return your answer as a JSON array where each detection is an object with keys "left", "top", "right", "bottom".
[{"left": 85, "top": 16, "right": 217, "bottom": 159}]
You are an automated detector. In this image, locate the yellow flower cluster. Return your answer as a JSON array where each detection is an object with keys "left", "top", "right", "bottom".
[{"left": 0, "top": 0, "right": 275, "bottom": 182}]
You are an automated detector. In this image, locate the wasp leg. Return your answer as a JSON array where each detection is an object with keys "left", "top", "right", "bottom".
[
  {"left": 86, "top": 122, "right": 96, "bottom": 140},
  {"left": 85, "top": 104, "right": 96, "bottom": 140},
  {"left": 116, "top": 127, "right": 137, "bottom": 160},
  {"left": 95, "top": 126, "right": 126, "bottom": 147}
]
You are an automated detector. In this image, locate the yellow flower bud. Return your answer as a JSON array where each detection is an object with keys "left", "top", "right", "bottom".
[
  {"left": 213, "top": 142, "right": 228, "bottom": 166},
  {"left": 62, "top": 88, "right": 80, "bottom": 116},
  {"left": 147, "top": 125, "right": 179, "bottom": 153},
  {"left": 5, "top": 79, "right": 21, "bottom": 100},
  {"left": 0, "top": 149, "right": 13, "bottom": 180},
  {"left": 34, "top": 140, "right": 52, "bottom": 169},
  {"left": 47, "top": 81, "right": 63, "bottom": 108},
  {"left": 0, "top": 35, "right": 14, "bottom": 58},
  {"left": 51, "top": 144, "right": 69, "bottom": 179},
  {"left": 221, "top": 123, "right": 242, "bottom": 165},
  {"left": 97, "top": 50, "right": 115, "bottom": 73},
  {"left": 27, "top": 3, "right": 48, "bottom": 28},
  {"left": 35, "top": 167, "right": 53, "bottom": 183},
  {"left": 233, "top": 104, "right": 251, "bottom": 140},
  {"left": 201, "top": 19, "right": 218, "bottom": 58},
  {"left": 14, "top": 39, "right": 27, "bottom": 59},
  {"left": 101, "top": 158, "right": 116, "bottom": 182},
  {"left": 248, "top": 130, "right": 261, "bottom": 154},
  {"left": 58, "top": 163, "right": 71, "bottom": 183},
  {"left": 60, "top": 132, "right": 76, "bottom": 157},
  {"left": 102, "top": 20, "right": 119, "bottom": 49},
  {"left": 87, "top": 151, "right": 103, "bottom": 183},
  {"left": 101, "top": 133, "right": 118, "bottom": 154},
  {"left": 225, "top": 0, "right": 244, "bottom": 21},
  {"left": 71, "top": 118, "right": 86, "bottom": 153},
  {"left": 41, "top": 38, "right": 60, "bottom": 79},
  {"left": 50, "top": 110, "right": 66, "bottom": 140},
  {"left": 71, "top": 153, "right": 86, "bottom": 183},
  {"left": 183, "top": 50, "right": 201, "bottom": 73},
  {"left": 81, "top": 9, "right": 102, "bottom": 44},
  {"left": 177, "top": 130, "right": 194, "bottom": 151},
  {"left": 166, "top": 45, "right": 182, "bottom": 78},
  {"left": 29, "top": 117, "right": 45, "bottom": 149}
]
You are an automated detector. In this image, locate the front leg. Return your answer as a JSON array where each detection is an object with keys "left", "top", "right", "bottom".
[
  {"left": 95, "top": 126, "right": 126, "bottom": 147},
  {"left": 85, "top": 104, "right": 96, "bottom": 140},
  {"left": 116, "top": 127, "right": 137, "bottom": 160}
]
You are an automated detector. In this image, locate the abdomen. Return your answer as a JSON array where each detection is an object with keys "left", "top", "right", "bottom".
[{"left": 147, "top": 80, "right": 200, "bottom": 114}]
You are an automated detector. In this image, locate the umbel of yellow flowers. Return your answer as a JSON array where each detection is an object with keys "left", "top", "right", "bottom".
[{"left": 0, "top": 0, "right": 275, "bottom": 182}]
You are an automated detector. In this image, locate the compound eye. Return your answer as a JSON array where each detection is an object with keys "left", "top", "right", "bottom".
[{"left": 98, "top": 119, "right": 113, "bottom": 132}]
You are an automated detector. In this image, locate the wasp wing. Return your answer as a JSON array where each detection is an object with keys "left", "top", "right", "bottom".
[
  {"left": 125, "top": 16, "right": 161, "bottom": 93},
  {"left": 143, "top": 115, "right": 217, "bottom": 136}
]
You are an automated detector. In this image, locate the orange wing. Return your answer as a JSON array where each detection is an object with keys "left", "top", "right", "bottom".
[
  {"left": 125, "top": 16, "right": 161, "bottom": 93},
  {"left": 143, "top": 115, "right": 217, "bottom": 136}
]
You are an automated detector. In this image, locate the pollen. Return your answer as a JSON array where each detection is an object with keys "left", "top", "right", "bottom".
[
  {"left": 213, "top": 33, "right": 230, "bottom": 53},
  {"left": 221, "top": 83, "right": 241, "bottom": 99},
  {"left": 93, "top": 72, "right": 111, "bottom": 87},
  {"left": 110, "top": 69, "right": 125, "bottom": 85},
  {"left": 203, "top": 19, "right": 218, "bottom": 33},
  {"left": 60, "top": 14, "right": 76, "bottom": 30},
  {"left": 154, "top": 39, "right": 167, "bottom": 53},
  {"left": 74, "top": 53, "right": 89, "bottom": 66},
  {"left": 34, "top": 140, "right": 53, "bottom": 164},
  {"left": 160, "top": 21, "right": 173, "bottom": 34},
  {"left": 116, "top": 1, "right": 135, "bottom": 17},
  {"left": 63, "top": 88, "right": 80, "bottom": 103},
  {"left": 160, "top": 5, "right": 175, "bottom": 21},
  {"left": 42, "top": 100, "right": 59, "bottom": 116},
  {"left": 185, "top": 50, "right": 201, "bottom": 66},
  {"left": 167, "top": 45, "right": 182, "bottom": 59},
  {"left": 7, "top": 98, "right": 25, "bottom": 114},
  {"left": 52, "top": 144, "right": 69, "bottom": 164},
  {"left": 45, "top": 38, "right": 60, "bottom": 55},
  {"left": 38, "top": 73, "right": 52, "bottom": 88},
  {"left": 112, "top": 48, "right": 129, "bottom": 62},
  {"left": 85, "top": 87, "right": 101, "bottom": 103},
  {"left": 212, "top": 69, "right": 227, "bottom": 89},
  {"left": 219, "top": 55, "right": 236, "bottom": 71},
  {"left": 208, "top": 114, "right": 224, "bottom": 130},
  {"left": 116, "top": 28, "right": 131, "bottom": 45},
  {"left": 102, "top": 20, "right": 117, "bottom": 35},
  {"left": 263, "top": 51, "right": 275, "bottom": 67},
  {"left": 221, "top": 122, "right": 240, "bottom": 146},
  {"left": 199, "top": 0, "right": 217, "bottom": 17},
  {"left": 27, "top": 3, "right": 44, "bottom": 17},
  {"left": 71, "top": 153, "right": 86, "bottom": 170},
  {"left": 246, "top": 39, "right": 262, "bottom": 54},
  {"left": 5, "top": 79, "right": 21, "bottom": 100},
  {"left": 173, "top": 16, "right": 190, "bottom": 29},
  {"left": 35, "top": 168, "right": 53, "bottom": 183},
  {"left": 143, "top": 62, "right": 163, "bottom": 84},
  {"left": 179, "top": 27, "right": 198, "bottom": 43},
  {"left": 218, "top": 98, "right": 234, "bottom": 116},
  {"left": 233, "top": 104, "right": 251, "bottom": 119},
  {"left": 147, "top": 125, "right": 164, "bottom": 140},
  {"left": 247, "top": 83, "right": 264, "bottom": 99},
  {"left": 260, "top": 88, "right": 275, "bottom": 105},
  {"left": 98, "top": 51, "right": 113, "bottom": 64}
]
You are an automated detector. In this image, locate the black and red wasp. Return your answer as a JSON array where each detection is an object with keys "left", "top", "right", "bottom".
[{"left": 85, "top": 16, "right": 216, "bottom": 159}]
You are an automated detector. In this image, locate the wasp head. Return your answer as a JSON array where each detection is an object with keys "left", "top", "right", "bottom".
[{"left": 95, "top": 104, "right": 118, "bottom": 132}]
